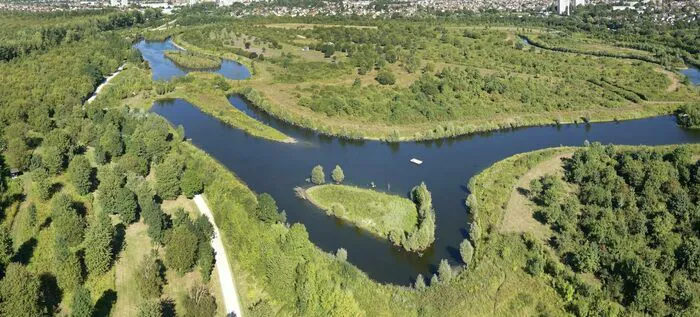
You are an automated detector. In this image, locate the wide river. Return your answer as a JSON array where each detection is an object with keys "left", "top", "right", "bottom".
[{"left": 138, "top": 40, "right": 700, "bottom": 285}]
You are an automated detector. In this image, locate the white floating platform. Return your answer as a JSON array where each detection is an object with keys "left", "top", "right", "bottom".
[{"left": 410, "top": 158, "right": 423, "bottom": 165}]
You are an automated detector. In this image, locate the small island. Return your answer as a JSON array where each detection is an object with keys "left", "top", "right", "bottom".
[
  {"left": 303, "top": 180, "right": 436, "bottom": 252},
  {"left": 677, "top": 102, "right": 700, "bottom": 128},
  {"left": 164, "top": 51, "right": 222, "bottom": 70}
]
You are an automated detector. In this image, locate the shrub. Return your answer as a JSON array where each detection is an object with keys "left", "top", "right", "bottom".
[
  {"left": 311, "top": 165, "right": 325, "bottom": 185},
  {"left": 375, "top": 70, "right": 396, "bottom": 85}
]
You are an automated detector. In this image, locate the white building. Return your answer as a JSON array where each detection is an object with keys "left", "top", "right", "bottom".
[
  {"left": 557, "top": 0, "right": 570, "bottom": 15},
  {"left": 574, "top": 0, "right": 585, "bottom": 6},
  {"left": 110, "top": 0, "right": 128, "bottom": 6}
]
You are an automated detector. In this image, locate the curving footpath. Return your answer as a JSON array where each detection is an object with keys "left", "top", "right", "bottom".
[
  {"left": 194, "top": 194, "right": 244, "bottom": 317},
  {"left": 86, "top": 63, "right": 126, "bottom": 104}
]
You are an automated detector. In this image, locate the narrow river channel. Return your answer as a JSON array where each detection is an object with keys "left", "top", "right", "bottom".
[{"left": 139, "top": 40, "right": 700, "bottom": 285}]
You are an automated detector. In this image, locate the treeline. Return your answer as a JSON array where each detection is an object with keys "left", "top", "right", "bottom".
[
  {"left": 391, "top": 182, "right": 436, "bottom": 252},
  {"left": 0, "top": 9, "right": 161, "bottom": 62},
  {"left": 527, "top": 143, "right": 700, "bottom": 315},
  {"left": 519, "top": 34, "right": 683, "bottom": 68}
]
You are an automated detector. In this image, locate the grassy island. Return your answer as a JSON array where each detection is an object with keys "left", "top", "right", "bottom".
[
  {"left": 164, "top": 51, "right": 222, "bottom": 69},
  {"left": 305, "top": 183, "right": 436, "bottom": 251},
  {"left": 306, "top": 184, "right": 418, "bottom": 236}
]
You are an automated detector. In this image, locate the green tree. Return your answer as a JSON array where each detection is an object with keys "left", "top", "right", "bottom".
[
  {"left": 198, "top": 242, "right": 215, "bottom": 282},
  {"left": 52, "top": 194, "right": 85, "bottom": 247},
  {"left": 43, "top": 146, "right": 66, "bottom": 175},
  {"left": 136, "top": 253, "right": 164, "bottom": 299},
  {"left": 336, "top": 248, "right": 347, "bottom": 261},
  {"left": 468, "top": 222, "right": 482, "bottom": 243},
  {"left": 165, "top": 225, "right": 198, "bottom": 274},
  {"left": 117, "top": 153, "right": 148, "bottom": 176},
  {"left": 70, "top": 286, "right": 93, "bottom": 317},
  {"left": 99, "top": 124, "right": 123, "bottom": 160},
  {"left": 33, "top": 168, "right": 52, "bottom": 201},
  {"left": 155, "top": 156, "right": 183, "bottom": 200},
  {"left": 116, "top": 187, "right": 138, "bottom": 224},
  {"left": 331, "top": 165, "right": 345, "bottom": 184},
  {"left": 0, "top": 263, "right": 41, "bottom": 317},
  {"left": 375, "top": 70, "right": 396, "bottom": 85},
  {"left": 182, "top": 285, "right": 217, "bottom": 317},
  {"left": 438, "top": 259, "right": 453, "bottom": 283},
  {"left": 311, "top": 165, "right": 325, "bottom": 185},
  {"left": 3, "top": 123, "right": 31, "bottom": 171},
  {"left": 429, "top": 273, "right": 439, "bottom": 286},
  {"left": 68, "top": 155, "right": 93, "bottom": 195},
  {"left": 255, "top": 193, "right": 282, "bottom": 224},
  {"left": 0, "top": 226, "right": 13, "bottom": 270},
  {"left": 141, "top": 198, "right": 167, "bottom": 244},
  {"left": 137, "top": 299, "right": 163, "bottom": 317},
  {"left": 180, "top": 168, "right": 203, "bottom": 198},
  {"left": 84, "top": 212, "right": 114, "bottom": 276},
  {"left": 414, "top": 274, "right": 426, "bottom": 290},
  {"left": 54, "top": 235, "right": 82, "bottom": 291},
  {"left": 460, "top": 239, "right": 474, "bottom": 265},
  {"left": 28, "top": 105, "right": 52, "bottom": 133},
  {"left": 45, "top": 129, "right": 71, "bottom": 155}
]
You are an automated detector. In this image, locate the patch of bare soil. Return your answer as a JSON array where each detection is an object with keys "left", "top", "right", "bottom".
[{"left": 500, "top": 152, "right": 573, "bottom": 240}]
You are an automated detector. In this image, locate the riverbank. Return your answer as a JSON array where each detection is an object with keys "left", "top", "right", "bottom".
[
  {"left": 163, "top": 75, "right": 295, "bottom": 143},
  {"left": 304, "top": 184, "right": 419, "bottom": 242},
  {"left": 239, "top": 86, "right": 681, "bottom": 141}
]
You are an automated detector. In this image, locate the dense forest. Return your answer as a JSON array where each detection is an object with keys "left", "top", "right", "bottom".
[
  {"left": 528, "top": 144, "right": 700, "bottom": 315},
  {"left": 0, "top": 11, "right": 228, "bottom": 317}
]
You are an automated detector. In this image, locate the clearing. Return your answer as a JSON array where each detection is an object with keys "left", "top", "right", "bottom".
[{"left": 500, "top": 152, "right": 573, "bottom": 240}]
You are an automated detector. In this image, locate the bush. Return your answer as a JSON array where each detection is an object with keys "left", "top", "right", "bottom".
[
  {"left": 182, "top": 285, "right": 217, "bottom": 317},
  {"left": 165, "top": 226, "right": 198, "bottom": 274},
  {"left": 375, "top": 70, "right": 396, "bottom": 85},
  {"left": 331, "top": 165, "right": 345, "bottom": 183},
  {"left": 459, "top": 239, "right": 474, "bottom": 265},
  {"left": 311, "top": 165, "right": 325, "bottom": 185}
]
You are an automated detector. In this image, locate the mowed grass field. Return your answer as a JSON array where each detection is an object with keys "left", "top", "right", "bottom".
[{"left": 305, "top": 184, "right": 418, "bottom": 238}]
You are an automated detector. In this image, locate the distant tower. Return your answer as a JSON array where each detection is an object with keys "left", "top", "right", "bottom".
[{"left": 557, "top": 0, "right": 570, "bottom": 15}]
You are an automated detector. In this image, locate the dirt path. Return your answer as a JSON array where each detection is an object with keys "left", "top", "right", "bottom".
[
  {"left": 656, "top": 68, "right": 681, "bottom": 92},
  {"left": 500, "top": 152, "right": 573, "bottom": 239},
  {"left": 150, "top": 19, "right": 177, "bottom": 31},
  {"left": 193, "top": 194, "right": 243, "bottom": 317},
  {"left": 86, "top": 64, "right": 126, "bottom": 104}
]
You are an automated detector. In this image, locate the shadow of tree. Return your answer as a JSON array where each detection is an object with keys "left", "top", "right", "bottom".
[
  {"left": 112, "top": 223, "right": 126, "bottom": 263},
  {"left": 11, "top": 237, "right": 37, "bottom": 265},
  {"left": 161, "top": 297, "right": 176, "bottom": 317},
  {"left": 93, "top": 289, "right": 117, "bottom": 317},
  {"left": 39, "top": 272, "right": 61, "bottom": 316}
]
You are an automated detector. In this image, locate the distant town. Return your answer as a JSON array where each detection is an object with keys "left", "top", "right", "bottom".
[{"left": 0, "top": 0, "right": 696, "bottom": 20}]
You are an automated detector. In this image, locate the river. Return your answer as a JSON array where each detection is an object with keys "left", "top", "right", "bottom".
[
  {"left": 134, "top": 39, "right": 250, "bottom": 81},
  {"left": 138, "top": 40, "right": 700, "bottom": 285}
]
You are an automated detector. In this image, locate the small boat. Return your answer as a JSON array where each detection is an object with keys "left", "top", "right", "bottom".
[{"left": 410, "top": 158, "right": 423, "bottom": 165}]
